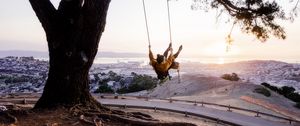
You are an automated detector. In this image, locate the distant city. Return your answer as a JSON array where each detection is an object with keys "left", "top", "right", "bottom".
[
  {"left": 0, "top": 50, "right": 145, "bottom": 58},
  {"left": 0, "top": 55, "right": 300, "bottom": 94},
  {"left": 0, "top": 56, "right": 156, "bottom": 94}
]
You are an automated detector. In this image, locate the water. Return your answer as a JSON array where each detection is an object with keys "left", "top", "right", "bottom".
[
  {"left": 37, "top": 57, "right": 300, "bottom": 64},
  {"left": 94, "top": 57, "right": 300, "bottom": 64}
]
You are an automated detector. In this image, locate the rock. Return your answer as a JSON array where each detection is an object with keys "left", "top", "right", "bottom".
[{"left": 0, "top": 106, "right": 7, "bottom": 111}]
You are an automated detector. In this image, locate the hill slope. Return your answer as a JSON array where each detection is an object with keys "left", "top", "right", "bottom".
[{"left": 142, "top": 74, "right": 300, "bottom": 120}]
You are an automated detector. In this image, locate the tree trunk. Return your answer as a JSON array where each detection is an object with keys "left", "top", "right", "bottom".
[
  {"left": 34, "top": 49, "right": 98, "bottom": 108},
  {"left": 29, "top": 0, "right": 111, "bottom": 108}
]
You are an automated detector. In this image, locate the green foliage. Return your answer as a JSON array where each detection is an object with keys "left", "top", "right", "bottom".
[
  {"left": 98, "top": 78, "right": 110, "bottom": 85},
  {"left": 192, "top": 0, "right": 298, "bottom": 42},
  {"left": 281, "top": 86, "right": 296, "bottom": 97},
  {"left": 253, "top": 87, "right": 271, "bottom": 97},
  {"left": 93, "top": 74, "right": 100, "bottom": 81},
  {"left": 221, "top": 74, "right": 231, "bottom": 81},
  {"left": 117, "top": 73, "right": 158, "bottom": 94},
  {"left": 94, "top": 83, "right": 114, "bottom": 93},
  {"left": 261, "top": 82, "right": 280, "bottom": 92},
  {"left": 261, "top": 82, "right": 300, "bottom": 103},
  {"left": 221, "top": 73, "right": 240, "bottom": 81},
  {"left": 4, "top": 76, "right": 30, "bottom": 84},
  {"left": 286, "top": 92, "right": 300, "bottom": 103},
  {"left": 108, "top": 71, "right": 122, "bottom": 81},
  {"left": 295, "top": 102, "right": 300, "bottom": 109}
]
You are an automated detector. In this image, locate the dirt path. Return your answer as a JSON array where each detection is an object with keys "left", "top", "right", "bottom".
[{"left": 241, "top": 95, "right": 300, "bottom": 121}]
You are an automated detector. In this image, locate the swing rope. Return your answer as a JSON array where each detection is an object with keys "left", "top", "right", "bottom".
[
  {"left": 166, "top": 0, "right": 173, "bottom": 44},
  {"left": 142, "top": 0, "right": 151, "bottom": 46},
  {"left": 167, "top": 0, "right": 180, "bottom": 83}
]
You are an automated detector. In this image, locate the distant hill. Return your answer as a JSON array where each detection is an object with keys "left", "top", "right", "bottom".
[
  {"left": 97, "top": 51, "right": 145, "bottom": 58},
  {"left": 0, "top": 50, "right": 48, "bottom": 58},
  {"left": 0, "top": 50, "right": 145, "bottom": 58},
  {"left": 181, "top": 60, "right": 300, "bottom": 92}
]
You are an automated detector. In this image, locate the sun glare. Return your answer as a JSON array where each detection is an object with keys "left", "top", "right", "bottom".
[
  {"left": 217, "top": 57, "right": 225, "bottom": 64},
  {"left": 203, "top": 42, "right": 226, "bottom": 57},
  {"left": 203, "top": 42, "right": 240, "bottom": 57},
  {"left": 201, "top": 41, "right": 241, "bottom": 64}
]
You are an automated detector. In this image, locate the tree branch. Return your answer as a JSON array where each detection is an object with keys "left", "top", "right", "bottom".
[
  {"left": 29, "top": 0, "right": 57, "bottom": 32},
  {"left": 79, "top": 0, "right": 111, "bottom": 57},
  {"left": 213, "top": 0, "right": 286, "bottom": 41},
  {"left": 58, "top": 0, "right": 83, "bottom": 19},
  {"left": 82, "top": 0, "right": 111, "bottom": 25}
]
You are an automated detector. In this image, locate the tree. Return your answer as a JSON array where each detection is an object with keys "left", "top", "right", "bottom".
[
  {"left": 29, "top": 0, "right": 297, "bottom": 111},
  {"left": 253, "top": 87, "right": 271, "bottom": 97},
  {"left": 29, "top": 1, "right": 189, "bottom": 125},
  {"left": 192, "top": 0, "right": 299, "bottom": 42},
  {"left": 29, "top": 0, "right": 111, "bottom": 108},
  {"left": 281, "top": 86, "right": 295, "bottom": 96},
  {"left": 221, "top": 73, "right": 240, "bottom": 81}
]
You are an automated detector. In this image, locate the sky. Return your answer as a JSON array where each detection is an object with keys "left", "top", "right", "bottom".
[{"left": 0, "top": 0, "right": 300, "bottom": 63}]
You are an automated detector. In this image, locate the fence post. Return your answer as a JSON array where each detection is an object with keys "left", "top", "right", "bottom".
[
  {"left": 23, "top": 98, "right": 27, "bottom": 104},
  {"left": 154, "top": 106, "right": 157, "bottom": 112},
  {"left": 169, "top": 98, "right": 173, "bottom": 103},
  {"left": 114, "top": 95, "right": 118, "bottom": 99},
  {"left": 227, "top": 105, "right": 232, "bottom": 112},
  {"left": 185, "top": 111, "right": 188, "bottom": 117},
  {"left": 255, "top": 110, "right": 260, "bottom": 117}
]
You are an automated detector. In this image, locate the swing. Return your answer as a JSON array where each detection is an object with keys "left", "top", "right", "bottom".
[{"left": 142, "top": 0, "right": 181, "bottom": 83}]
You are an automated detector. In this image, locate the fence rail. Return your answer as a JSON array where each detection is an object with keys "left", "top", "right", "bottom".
[
  {"left": 97, "top": 94, "right": 299, "bottom": 124},
  {"left": 161, "top": 98, "right": 297, "bottom": 123},
  {"left": 105, "top": 103, "right": 240, "bottom": 126},
  {"left": 0, "top": 93, "right": 299, "bottom": 124}
]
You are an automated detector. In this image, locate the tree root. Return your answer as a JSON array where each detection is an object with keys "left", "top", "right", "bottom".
[
  {"left": 69, "top": 104, "right": 197, "bottom": 126},
  {"left": 0, "top": 112, "right": 18, "bottom": 124},
  {"left": 79, "top": 115, "right": 94, "bottom": 125},
  {"left": 0, "top": 101, "right": 196, "bottom": 126},
  {"left": 79, "top": 115, "right": 103, "bottom": 126}
]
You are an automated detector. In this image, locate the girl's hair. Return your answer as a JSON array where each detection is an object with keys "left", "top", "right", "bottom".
[{"left": 156, "top": 54, "right": 164, "bottom": 64}]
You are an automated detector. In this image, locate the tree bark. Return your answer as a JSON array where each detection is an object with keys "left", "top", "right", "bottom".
[{"left": 29, "top": 0, "right": 111, "bottom": 108}]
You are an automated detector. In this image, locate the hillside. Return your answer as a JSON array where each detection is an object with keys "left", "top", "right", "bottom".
[
  {"left": 180, "top": 60, "right": 300, "bottom": 92},
  {"left": 141, "top": 74, "right": 300, "bottom": 121}
]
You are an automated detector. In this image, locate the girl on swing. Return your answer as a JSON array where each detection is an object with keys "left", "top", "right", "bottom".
[{"left": 149, "top": 43, "right": 182, "bottom": 82}]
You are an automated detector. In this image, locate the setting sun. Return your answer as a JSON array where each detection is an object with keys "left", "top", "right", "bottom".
[{"left": 217, "top": 57, "right": 225, "bottom": 64}]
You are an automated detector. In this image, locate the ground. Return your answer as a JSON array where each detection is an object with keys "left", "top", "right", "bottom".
[
  {"left": 0, "top": 104, "right": 220, "bottom": 126},
  {"left": 0, "top": 93, "right": 205, "bottom": 126},
  {"left": 132, "top": 74, "right": 300, "bottom": 121},
  {"left": 1, "top": 107, "right": 133, "bottom": 126},
  {"left": 1, "top": 73, "right": 299, "bottom": 125},
  {"left": 112, "top": 108, "right": 229, "bottom": 126}
]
